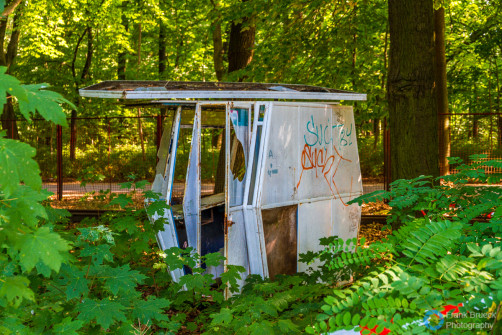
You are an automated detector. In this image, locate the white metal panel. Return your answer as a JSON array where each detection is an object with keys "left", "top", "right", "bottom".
[
  {"left": 147, "top": 107, "right": 183, "bottom": 282},
  {"left": 331, "top": 197, "right": 361, "bottom": 247},
  {"left": 151, "top": 107, "right": 181, "bottom": 201},
  {"left": 260, "top": 105, "right": 299, "bottom": 206},
  {"left": 297, "top": 200, "right": 332, "bottom": 273},
  {"left": 242, "top": 208, "right": 268, "bottom": 277},
  {"left": 80, "top": 89, "right": 367, "bottom": 101},
  {"left": 150, "top": 208, "right": 184, "bottom": 281},
  {"left": 296, "top": 105, "right": 335, "bottom": 200},
  {"left": 330, "top": 106, "right": 363, "bottom": 201},
  {"left": 183, "top": 104, "right": 201, "bottom": 254},
  {"left": 225, "top": 209, "right": 250, "bottom": 295}
]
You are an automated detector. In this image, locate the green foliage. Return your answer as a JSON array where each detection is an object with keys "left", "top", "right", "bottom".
[{"left": 308, "top": 158, "right": 502, "bottom": 334}]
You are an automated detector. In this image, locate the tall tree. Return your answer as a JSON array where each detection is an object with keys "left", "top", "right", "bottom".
[
  {"left": 387, "top": 0, "right": 439, "bottom": 181},
  {"left": 227, "top": 0, "right": 255, "bottom": 81},
  {"left": 0, "top": 0, "right": 22, "bottom": 139},
  {"left": 435, "top": 6, "right": 450, "bottom": 176}
]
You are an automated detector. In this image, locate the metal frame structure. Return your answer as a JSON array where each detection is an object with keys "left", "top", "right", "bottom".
[{"left": 80, "top": 81, "right": 366, "bottom": 291}]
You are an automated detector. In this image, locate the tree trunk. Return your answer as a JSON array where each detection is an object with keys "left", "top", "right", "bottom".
[
  {"left": 435, "top": 7, "right": 450, "bottom": 176},
  {"left": 158, "top": 20, "right": 167, "bottom": 77},
  {"left": 212, "top": 21, "right": 224, "bottom": 81},
  {"left": 495, "top": 55, "right": 502, "bottom": 149},
  {"left": 387, "top": 0, "right": 439, "bottom": 181},
  {"left": 117, "top": 1, "right": 128, "bottom": 80},
  {"left": 227, "top": 4, "right": 255, "bottom": 78},
  {"left": 70, "top": 26, "right": 93, "bottom": 161},
  {"left": 0, "top": 4, "right": 21, "bottom": 138},
  {"left": 1, "top": 97, "right": 18, "bottom": 139},
  {"left": 373, "top": 119, "right": 380, "bottom": 149}
]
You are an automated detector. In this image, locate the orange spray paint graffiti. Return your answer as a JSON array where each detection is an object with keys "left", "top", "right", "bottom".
[{"left": 296, "top": 117, "right": 354, "bottom": 206}]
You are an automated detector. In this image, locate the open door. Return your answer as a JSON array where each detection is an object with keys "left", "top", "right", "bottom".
[{"left": 148, "top": 106, "right": 183, "bottom": 281}]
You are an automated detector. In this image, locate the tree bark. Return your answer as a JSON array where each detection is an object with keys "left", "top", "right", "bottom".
[
  {"left": 212, "top": 21, "right": 224, "bottom": 81},
  {"left": 227, "top": 4, "right": 255, "bottom": 79},
  {"left": 158, "top": 20, "right": 167, "bottom": 77},
  {"left": 70, "top": 26, "right": 93, "bottom": 161},
  {"left": 0, "top": 5, "right": 22, "bottom": 138},
  {"left": 435, "top": 7, "right": 450, "bottom": 176},
  {"left": 495, "top": 54, "right": 502, "bottom": 149},
  {"left": 0, "top": 0, "right": 22, "bottom": 19},
  {"left": 387, "top": 0, "right": 439, "bottom": 181},
  {"left": 117, "top": 1, "right": 128, "bottom": 80}
]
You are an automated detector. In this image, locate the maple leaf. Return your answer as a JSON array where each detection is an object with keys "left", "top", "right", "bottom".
[
  {"left": 18, "top": 84, "right": 74, "bottom": 126},
  {"left": 17, "top": 227, "right": 71, "bottom": 273},
  {"left": 76, "top": 299, "right": 127, "bottom": 329},
  {"left": 80, "top": 243, "right": 113, "bottom": 265},
  {"left": 3, "top": 186, "right": 49, "bottom": 227},
  {"left": 104, "top": 264, "right": 147, "bottom": 295},
  {"left": 52, "top": 317, "right": 84, "bottom": 335},
  {"left": 0, "top": 276, "right": 35, "bottom": 307},
  {"left": 0, "top": 137, "right": 41, "bottom": 197},
  {"left": 131, "top": 296, "right": 171, "bottom": 324}
]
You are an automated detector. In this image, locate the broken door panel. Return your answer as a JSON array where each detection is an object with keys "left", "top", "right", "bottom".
[
  {"left": 183, "top": 104, "right": 201, "bottom": 254},
  {"left": 147, "top": 106, "right": 183, "bottom": 281},
  {"left": 243, "top": 208, "right": 268, "bottom": 277},
  {"left": 151, "top": 107, "right": 182, "bottom": 201},
  {"left": 261, "top": 205, "right": 297, "bottom": 279},
  {"left": 228, "top": 106, "right": 251, "bottom": 207}
]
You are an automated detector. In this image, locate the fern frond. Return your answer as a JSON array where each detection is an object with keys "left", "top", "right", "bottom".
[
  {"left": 400, "top": 220, "right": 463, "bottom": 266},
  {"left": 436, "top": 255, "right": 475, "bottom": 281}
]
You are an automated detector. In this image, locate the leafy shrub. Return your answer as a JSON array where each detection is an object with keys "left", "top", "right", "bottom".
[{"left": 307, "top": 156, "right": 502, "bottom": 334}]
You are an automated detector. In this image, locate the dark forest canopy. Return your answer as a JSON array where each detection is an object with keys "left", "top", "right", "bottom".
[{"left": 1, "top": 0, "right": 502, "bottom": 178}]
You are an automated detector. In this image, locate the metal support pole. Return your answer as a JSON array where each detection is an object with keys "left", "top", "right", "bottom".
[
  {"left": 107, "top": 117, "right": 112, "bottom": 192},
  {"left": 156, "top": 113, "right": 162, "bottom": 162},
  {"left": 57, "top": 125, "right": 63, "bottom": 200},
  {"left": 383, "top": 118, "right": 391, "bottom": 192}
]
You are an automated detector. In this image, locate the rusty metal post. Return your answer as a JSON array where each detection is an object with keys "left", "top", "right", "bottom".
[
  {"left": 383, "top": 117, "right": 391, "bottom": 191},
  {"left": 156, "top": 113, "right": 162, "bottom": 163},
  {"left": 57, "top": 125, "right": 63, "bottom": 200},
  {"left": 107, "top": 117, "right": 112, "bottom": 192}
]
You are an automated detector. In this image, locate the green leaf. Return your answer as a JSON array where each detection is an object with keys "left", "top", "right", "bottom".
[
  {"left": 60, "top": 265, "right": 89, "bottom": 300},
  {"left": 52, "top": 317, "right": 84, "bottom": 335},
  {"left": 76, "top": 299, "right": 127, "bottom": 329},
  {"left": 278, "top": 319, "right": 299, "bottom": 333},
  {"left": 210, "top": 307, "right": 233, "bottom": 326},
  {"left": 0, "top": 276, "right": 34, "bottom": 307},
  {"left": 3, "top": 186, "right": 50, "bottom": 227},
  {"left": 0, "top": 137, "right": 41, "bottom": 197},
  {"left": 0, "top": 69, "right": 28, "bottom": 106},
  {"left": 108, "top": 194, "right": 133, "bottom": 209},
  {"left": 131, "top": 296, "right": 171, "bottom": 324},
  {"left": 18, "top": 84, "right": 74, "bottom": 126},
  {"left": 80, "top": 243, "right": 113, "bottom": 265},
  {"left": 17, "top": 227, "right": 71, "bottom": 273},
  {"left": 204, "top": 251, "right": 225, "bottom": 267},
  {"left": 104, "top": 264, "right": 147, "bottom": 295}
]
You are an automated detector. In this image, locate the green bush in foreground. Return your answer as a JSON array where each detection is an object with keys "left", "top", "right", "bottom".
[{"left": 307, "top": 158, "right": 502, "bottom": 334}]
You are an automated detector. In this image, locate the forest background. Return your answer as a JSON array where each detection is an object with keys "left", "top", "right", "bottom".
[{"left": 1, "top": 0, "right": 501, "bottom": 191}]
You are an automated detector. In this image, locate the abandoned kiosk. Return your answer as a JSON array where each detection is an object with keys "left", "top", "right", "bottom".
[{"left": 80, "top": 81, "right": 367, "bottom": 289}]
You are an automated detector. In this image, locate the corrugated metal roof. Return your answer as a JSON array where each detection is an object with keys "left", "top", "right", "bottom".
[{"left": 79, "top": 81, "right": 366, "bottom": 101}]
